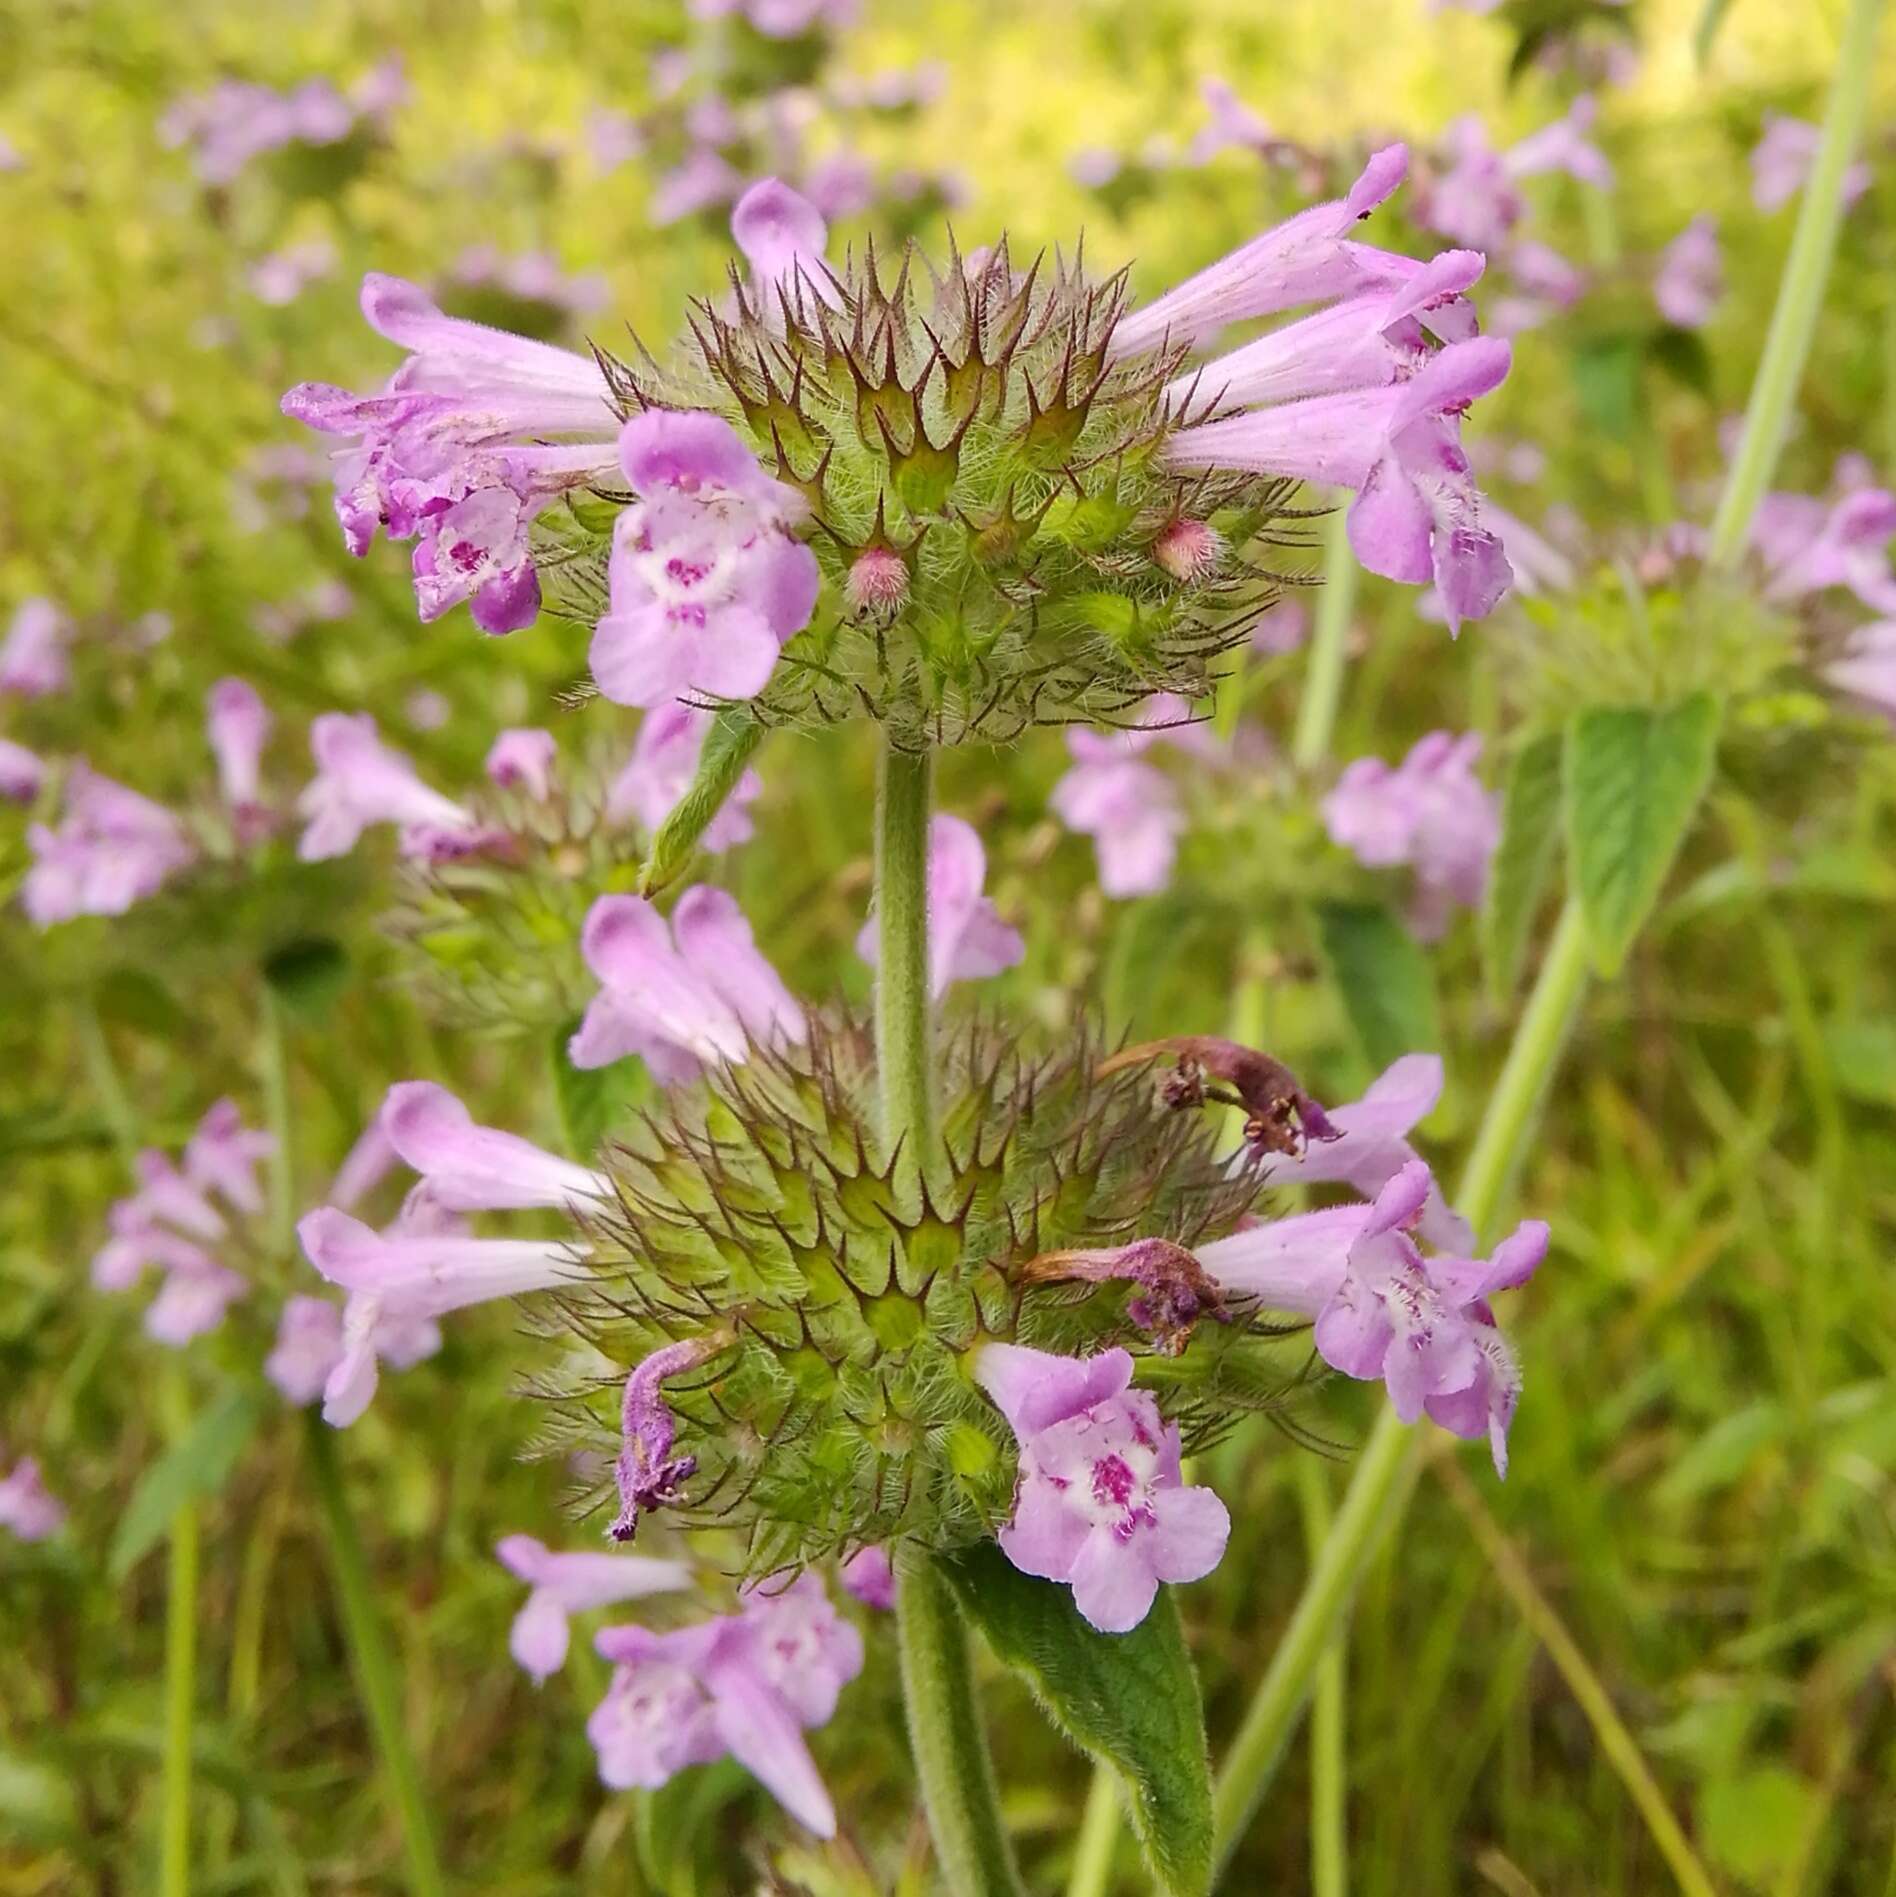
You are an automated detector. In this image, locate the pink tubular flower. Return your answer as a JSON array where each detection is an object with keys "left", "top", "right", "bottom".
[
  {"left": 1246, "top": 1054, "right": 1473, "bottom": 1250},
  {"left": 183, "top": 1099, "right": 276, "bottom": 1217},
  {"left": 379, "top": 1081, "right": 609, "bottom": 1210},
  {"left": 1, "top": 598, "right": 70, "bottom": 698},
  {"left": 1653, "top": 216, "right": 1722, "bottom": 329},
  {"left": 1198, "top": 1161, "right": 1548, "bottom": 1474},
  {"left": 0, "top": 1457, "right": 65, "bottom": 1541},
  {"left": 589, "top": 1573, "right": 862, "bottom": 1836},
  {"left": 331, "top": 1117, "right": 399, "bottom": 1211},
  {"left": 497, "top": 1534, "right": 693, "bottom": 1683},
  {"left": 731, "top": 178, "right": 838, "bottom": 320},
  {"left": 266, "top": 1296, "right": 346, "bottom": 1405},
  {"left": 296, "top": 712, "right": 479, "bottom": 862},
  {"left": 856, "top": 814, "right": 1024, "bottom": 996},
  {"left": 484, "top": 727, "right": 558, "bottom": 800},
  {"left": 0, "top": 738, "right": 45, "bottom": 803},
  {"left": 1756, "top": 486, "right": 1896, "bottom": 616},
  {"left": 589, "top": 411, "right": 821, "bottom": 709},
  {"left": 22, "top": 767, "right": 195, "bottom": 926},
  {"left": 839, "top": 1546, "right": 897, "bottom": 1610},
  {"left": 146, "top": 1258, "right": 247, "bottom": 1345},
  {"left": 1108, "top": 146, "right": 1413, "bottom": 358},
  {"left": 1323, "top": 730, "right": 1499, "bottom": 938},
  {"left": 1050, "top": 702, "right": 1208, "bottom": 898},
  {"left": 974, "top": 1344, "right": 1229, "bottom": 1633},
  {"left": 1419, "top": 102, "right": 1610, "bottom": 254},
  {"left": 281, "top": 274, "right": 622, "bottom": 634},
  {"left": 1751, "top": 113, "right": 1871, "bottom": 214},
  {"left": 206, "top": 679, "right": 272, "bottom": 838},
  {"left": 569, "top": 888, "right": 805, "bottom": 1083},
  {"left": 1824, "top": 621, "right": 1896, "bottom": 725},
  {"left": 606, "top": 699, "right": 761, "bottom": 849},
  {"left": 1166, "top": 337, "right": 1515, "bottom": 632},
  {"left": 1172, "top": 246, "right": 1484, "bottom": 412},
  {"left": 297, "top": 1205, "right": 577, "bottom": 1425}
]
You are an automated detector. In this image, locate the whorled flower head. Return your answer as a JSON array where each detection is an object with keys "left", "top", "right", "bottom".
[
  {"left": 508, "top": 160, "right": 1511, "bottom": 745},
  {"left": 537, "top": 1014, "right": 1284, "bottom": 1582}
]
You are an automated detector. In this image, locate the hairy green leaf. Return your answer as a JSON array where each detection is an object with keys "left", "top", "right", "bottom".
[
  {"left": 1564, "top": 694, "right": 1721, "bottom": 975},
  {"left": 1482, "top": 731, "right": 1566, "bottom": 1001},
  {"left": 941, "top": 1543, "right": 1212, "bottom": 1897}
]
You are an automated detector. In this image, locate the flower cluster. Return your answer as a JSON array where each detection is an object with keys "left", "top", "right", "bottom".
[
  {"left": 159, "top": 62, "right": 405, "bottom": 187},
  {"left": 91, "top": 1103, "right": 273, "bottom": 1346},
  {"left": 587, "top": 1572, "right": 863, "bottom": 1836},
  {"left": 1323, "top": 730, "right": 1499, "bottom": 939},
  {"left": 286, "top": 157, "right": 1514, "bottom": 747}
]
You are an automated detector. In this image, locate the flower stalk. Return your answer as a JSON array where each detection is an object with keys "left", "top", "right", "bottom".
[
  {"left": 159, "top": 1483, "right": 198, "bottom": 1897},
  {"left": 876, "top": 739, "right": 936, "bottom": 1177},
  {"left": 304, "top": 1417, "right": 447, "bottom": 1897},
  {"left": 1211, "top": 897, "right": 1593, "bottom": 1871},
  {"left": 1291, "top": 497, "right": 1359, "bottom": 772},
  {"left": 1704, "top": 0, "right": 1885, "bottom": 569},
  {"left": 895, "top": 1552, "right": 1027, "bottom": 1897}
]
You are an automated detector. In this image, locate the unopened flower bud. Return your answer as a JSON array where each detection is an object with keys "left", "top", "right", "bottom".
[
  {"left": 845, "top": 543, "right": 911, "bottom": 622},
  {"left": 1151, "top": 515, "right": 1223, "bottom": 584}
]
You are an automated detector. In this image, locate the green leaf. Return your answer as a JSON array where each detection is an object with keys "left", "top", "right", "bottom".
[
  {"left": 549, "top": 1022, "right": 651, "bottom": 1162},
  {"left": 1563, "top": 694, "right": 1720, "bottom": 976},
  {"left": 262, "top": 937, "right": 351, "bottom": 1022},
  {"left": 1699, "top": 1765, "right": 1820, "bottom": 1883},
  {"left": 639, "top": 709, "right": 764, "bottom": 897},
  {"left": 1646, "top": 324, "right": 1714, "bottom": 400},
  {"left": 940, "top": 1542, "right": 1212, "bottom": 1897},
  {"left": 1482, "top": 731, "right": 1566, "bottom": 1001},
  {"left": 109, "top": 1389, "right": 264, "bottom": 1582},
  {"left": 1314, "top": 901, "right": 1439, "bottom": 1071}
]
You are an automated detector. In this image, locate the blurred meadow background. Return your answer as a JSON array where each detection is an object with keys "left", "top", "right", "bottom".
[{"left": 4, "top": 0, "right": 1896, "bottom": 1892}]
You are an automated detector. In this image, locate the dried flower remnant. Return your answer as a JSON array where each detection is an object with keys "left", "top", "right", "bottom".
[{"left": 1096, "top": 1034, "right": 1338, "bottom": 1160}]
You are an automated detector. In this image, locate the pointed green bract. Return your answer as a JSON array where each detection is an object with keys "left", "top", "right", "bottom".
[
  {"left": 639, "top": 708, "right": 764, "bottom": 897},
  {"left": 941, "top": 1543, "right": 1214, "bottom": 1897}
]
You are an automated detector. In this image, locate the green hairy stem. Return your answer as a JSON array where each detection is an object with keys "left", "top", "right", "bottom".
[{"left": 896, "top": 1554, "right": 1028, "bottom": 1897}]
